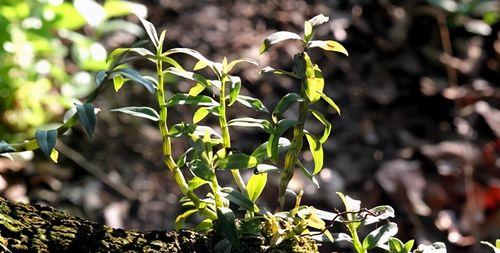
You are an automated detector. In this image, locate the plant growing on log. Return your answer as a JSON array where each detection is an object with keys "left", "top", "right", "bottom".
[{"left": 0, "top": 14, "right": 447, "bottom": 253}]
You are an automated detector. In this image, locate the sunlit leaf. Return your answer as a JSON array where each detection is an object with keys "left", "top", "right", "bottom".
[
  {"left": 308, "top": 40, "right": 348, "bottom": 56},
  {"left": 163, "top": 48, "right": 220, "bottom": 76},
  {"left": 218, "top": 154, "right": 258, "bottom": 170},
  {"left": 481, "top": 241, "right": 500, "bottom": 253},
  {"left": 113, "top": 75, "right": 125, "bottom": 92},
  {"left": 362, "top": 222, "right": 398, "bottom": 250},
  {"left": 389, "top": 237, "right": 404, "bottom": 253},
  {"left": 235, "top": 95, "right": 268, "bottom": 113},
  {"left": 304, "top": 131, "right": 323, "bottom": 174},
  {"left": 303, "top": 53, "right": 324, "bottom": 103},
  {"left": 193, "top": 107, "right": 210, "bottom": 123},
  {"left": 187, "top": 158, "right": 214, "bottom": 181},
  {"left": 228, "top": 117, "right": 271, "bottom": 133},
  {"left": 267, "top": 119, "right": 300, "bottom": 162},
  {"left": 361, "top": 205, "right": 395, "bottom": 226},
  {"left": 297, "top": 160, "right": 319, "bottom": 188},
  {"left": 228, "top": 76, "right": 241, "bottom": 106},
  {"left": 259, "top": 66, "right": 299, "bottom": 79},
  {"left": 163, "top": 67, "right": 211, "bottom": 88},
  {"left": 246, "top": 173, "right": 267, "bottom": 202},
  {"left": 189, "top": 83, "right": 206, "bottom": 96},
  {"left": 110, "top": 106, "right": 160, "bottom": 121},
  {"left": 307, "top": 14, "right": 330, "bottom": 27},
  {"left": 317, "top": 91, "right": 341, "bottom": 115},
  {"left": 272, "top": 93, "right": 303, "bottom": 123},
  {"left": 224, "top": 58, "right": 258, "bottom": 73},
  {"left": 166, "top": 94, "right": 219, "bottom": 107},
  {"left": 310, "top": 109, "right": 331, "bottom": 143},
  {"left": 188, "top": 176, "right": 209, "bottom": 190},
  {"left": 193, "top": 219, "right": 213, "bottom": 232},
  {"left": 175, "top": 208, "right": 197, "bottom": 231},
  {"left": 35, "top": 129, "right": 57, "bottom": 159},
  {"left": 138, "top": 17, "right": 159, "bottom": 48},
  {"left": 50, "top": 149, "right": 59, "bottom": 163},
  {"left": 254, "top": 164, "right": 280, "bottom": 174},
  {"left": 260, "top": 31, "right": 303, "bottom": 54},
  {"left": 76, "top": 103, "right": 96, "bottom": 138}
]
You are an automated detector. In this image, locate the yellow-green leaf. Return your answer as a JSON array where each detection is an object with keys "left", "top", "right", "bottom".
[
  {"left": 50, "top": 149, "right": 59, "bottom": 163},
  {"left": 309, "top": 40, "right": 348, "bottom": 56},
  {"left": 193, "top": 107, "right": 210, "bottom": 123},
  {"left": 246, "top": 173, "right": 267, "bottom": 202},
  {"left": 113, "top": 75, "right": 125, "bottom": 92},
  {"left": 303, "top": 53, "right": 324, "bottom": 103},
  {"left": 305, "top": 132, "right": 323, "bottom": 174}
]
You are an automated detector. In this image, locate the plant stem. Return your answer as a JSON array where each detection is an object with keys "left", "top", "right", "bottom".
[
  {"left": 156, "top": 56, "right": 216, "bottom": 219},
  {"left": 219, "top": 75, "right": 248, "bottom": 196},
  {"left": 348, "top": 226, "right": 366, "bottom": 253}
]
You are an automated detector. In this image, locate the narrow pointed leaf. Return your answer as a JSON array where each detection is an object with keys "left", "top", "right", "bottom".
[
  {"left": 308, "top": 14, "right": 329, "bottom": 27},
  {"left": 188, "top": 176, "right": 209, "bottom": 190},
  {"left": 110, "top": 106, "right": 160, "bottom": 121},
  {"left": 228, "top": 76, "right": 241, "bottom": 106},
  {"left": 308, "top": 40, "right": 348, "bottom": 56},
  {"left": 189, "top": 83, "right": 206, "bottom": 96},
  {"left": 260, "top": 66, "right": 299, "bottom": 79},
  {"left": 404, "top": 240, "right": 415, "bottom": 253},
  {"left": 228, "top": 117, "right": 271, "bottom": 133},
  {"left": 187, "top": 159, "right": 214, "bottom": 181},
  {"left": 297, "top": 160, "right": 319, "bottom": 188},
  {"left": 235, "top": 95, "right": 268, "bottom": 113},
  {"left": 35, "top": 129, "right": 57, "bottom": 158},
  {"left": 115, "top": 68, "right": 155, "bottom": 93},
  {"left": 304, "top": 132, "right": 323, "bottom": 174},
  {"left": 254, "top": 164, "right": 280, "bottom": 174},
  {"left": 304, "top": 53, "right": 324, "bottom": 103},
  {"left": 389, "top": 238, "right": 404, "bottom": 253},
  {"left": 304, "top": 21, "right": 313, "bottom": 42},
  {"left": 163, "top": 67, "right": 211, "bottom": 88},
  {"left": 246, "top": 173, "right": 267, "bottom": 202},
  {"left": 95, "top": 70, "right": 107, "bottom": 86},
  {"left": 166, "top": 94, "right": 219, "bottom": 107},
  {"left": 138, "top": 17, "right": 159, "bottom": 48},
  {"left": 251, "top": 138, "right": 291, "bottom": 162},
  {"left": 317, "top": 91, "right": 341, "bottom": 115},
  {"left": 267, "top": 119, "right": 300, "bottom": 162},
  {"left": 76, "top": 103, "right": 96, "bottom": 138},
  {"left": 272, "top": 93, "right": 303, "bottom": 123},
  {"left": 193, "top": 107, "right": 210, "bottom": 123},
  {"left": 175, "top": 208, "right": 197, "bottom": 231},
  {"left": 310, "top": 109, "right": 331, "bottom": 143},
  {"left": 163, "top": 48, "right": 220, "bottom": 76},
  {"left": 224, "top": 58, "right": 258, "bottom": 73},
  {"left": 224, "top": 190, "right": 255, "bottom": 212},
  {"left": 260, "top": 31, "right": 303, "bottom": 54},
  {"left": 218, "top": 154, "right": 258, "bottom": 170}
]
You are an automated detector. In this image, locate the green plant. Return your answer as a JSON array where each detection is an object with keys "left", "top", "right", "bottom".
[
  {"left": 0, "top": 14, "right": 447, "bottom": 252},
  {"left": 482, "top": 239, "right": 500, "bottom": 253},
  {"left": 0, "top": 0, "right": 146, "bottom": 141}
]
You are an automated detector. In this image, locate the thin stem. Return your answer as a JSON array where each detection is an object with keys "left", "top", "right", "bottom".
[
  {"left": 155, "top": 52, "right": 216, "bottom": 219},
  {"left": 348, "top": 226, "right": 366, "bottom": 253},
  {"left": 219, "top": 75, "right": 248, "bottom": 196}
]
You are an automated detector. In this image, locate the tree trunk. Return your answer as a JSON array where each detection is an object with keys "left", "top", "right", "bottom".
[{"left": 0, "top": 197, "right": 318, "bottom": 252}]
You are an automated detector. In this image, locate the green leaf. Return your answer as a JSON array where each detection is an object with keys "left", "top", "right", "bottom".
[
  {"left": 35, "top": 129, "right": 57, "bottom": 158},
  {"left": 481, "top": 241, "right": 500, "bottom": 253},
  {"left": 187, "top": 159, "right": 214, "bottom": 181},
  {"left": 166, "top": 94, "right": 219, "bottom": 107},
  {"left": 218, "top": 154, "right": 258, "bottom": 170},
  {"left": 254, "top": 164, "right": 280, "bottom": 174},
  {"left": 95, "top": 70, "right": 107, "bottom": 86},
  {"left": 246, "top": 173, "right": 267, "bottom": 202},
  {"left": 76, "top": 103, "right": 96, "bottom": 138},
  {"left": 228, "top": 76, "right": 241, "bottom": 106},
  {"left": 297, "top": 160, "right": 319, "bottom": 188},
  {"left": 175, "top": 208, "right": 197, "bottom": 231},
  {"left": 193, "top": 107, "right": 210, "bottom": 123},
  {"left": 188, "top": 176, "right": 209, "bottom": 190},
  {"left": 362, "top": 222, "right": 398, "bottom": 250},
  {"left": 317, "top": 91, "right": 341, "bottom": 115},
  {"left": 224, "top": 58, "right": 258, "bottom": 74},
  {"left": 303, "top": 53, "right": 324, "bottom": 103},
  {"left": 267, "top": 119, "right": 300, "bottom": 162},
  {"left": 163, "top": 48, "right": 220, "bottom": 76},
  {"left": 308, "top": 40, "right": 348, "bottom": 56},
  {"left": 404, "top": 240, "right": 415, "bottom": 253},
  {"left": 193, "top": 219, "right": 213, "bottom": 232},
  {"left": 337, "top": 192, "right": 361, "bottom": 212},
  {"left": 259, "top": 66, "right": 299, "bottom": 79},
  {"left": 304, "top": 21, "right": 313, "bottom": 42},
  {"left": 113, "top": 75, "right": 125, "bottom": 92},
  {"left": 163, "top": 67, "right": 211, "bottom": 88},
  {"left": 0, "top": 141, "right": 15, "bottom": 154},
  {"left": 310, "top": 109, "right": 331, "bottom": 143},
  {"left": 138, "top": 17, "right": 159, "bottom": 48},
  {"left": 272, "top": 93, "right": 303, "bottom": 123},
  {"left": 189, "top": 83, "right": 206, "bottom": 96},
  {"left": 304, "top": 132, "right": 323, "bottom": 174},
  {"left": 50, "top": 149, "right": 59, "bottom": 163},
  {"left": 223, "top": 189, "right": 255, "bottom": 212},
  {"left": 228, "top": 117, "right": 271, "bottom": 133},
  {"left": 216, "top": 207, "right": 240, "bottom": 249},
  {"left": 389, "top": 237, "right": 404, "bottom": 253},
  {"left": 251, "top": 138, "right": 291, "bottom": 162},
  {"left": 110, "top": 106, "right": 160, "bottom": 121},
  {"left": 260, "top": 31, "right": 303, "bottom": 54},
  {"left": 115, "top": 68, "right": 155, "bottom": 93},
  {"left": 177, "top": 148, "right": 193, "bottom": 168},
  {"left": 158, "top": 30, "right": 166, "bottom": 52},
  {"left": 235, "top": 95, "right": 268, "bottom": 113}
]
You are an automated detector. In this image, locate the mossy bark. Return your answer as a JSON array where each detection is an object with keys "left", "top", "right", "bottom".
[{"left": 0, "top": 197, "right": 318, "bottom": 252}]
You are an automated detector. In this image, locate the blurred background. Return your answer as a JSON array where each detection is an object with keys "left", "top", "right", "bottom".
[{"left": 0, "top": 0, "right": 498, "bottom": 252}]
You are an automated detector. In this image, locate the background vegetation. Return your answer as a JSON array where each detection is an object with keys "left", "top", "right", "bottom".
[{"left": 0, "top": 0, "right": 498, "bottom": 252}]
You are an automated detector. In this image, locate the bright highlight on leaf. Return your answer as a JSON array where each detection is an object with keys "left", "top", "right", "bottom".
[
  {"left": 309, "top": 40, "right": 349, "bottom": 56},
  {"left": 110, "top": 106, "right": 160, "bottom": 121}
]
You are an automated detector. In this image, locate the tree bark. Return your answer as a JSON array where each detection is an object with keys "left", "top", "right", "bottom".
[{"left": 0, "top": 197, "right": 318, "bottom": 253}]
